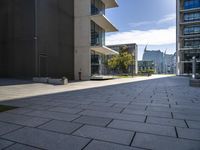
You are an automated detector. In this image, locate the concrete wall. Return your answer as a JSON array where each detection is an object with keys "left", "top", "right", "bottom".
[
  {"left": 0, "top": 0, "right": 36, "bottom": 78},
  {"left": 0, "top": 0, "right": 74, "bottom": 79},
  {"left": 74, "top": 0, "right": 91, "bottom": 80},
  {"left": 37, "top": 0, "right": 74, "bottom": 79}
]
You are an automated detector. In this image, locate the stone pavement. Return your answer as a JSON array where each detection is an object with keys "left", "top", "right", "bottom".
[{"left": 0, "top": 76, "right": 199, "bottom": 150}]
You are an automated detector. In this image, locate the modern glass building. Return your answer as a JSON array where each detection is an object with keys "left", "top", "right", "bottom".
[
  {"left": 75, "top": 0, "right": 119, "bottom": 80},
  {"left": 177, "top": 0, "right": 200, "bottom": 75}
]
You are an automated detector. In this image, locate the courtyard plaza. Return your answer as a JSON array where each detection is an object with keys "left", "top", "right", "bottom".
[{"left": 0, "top": 75, "right": 199, "bottom": 150}]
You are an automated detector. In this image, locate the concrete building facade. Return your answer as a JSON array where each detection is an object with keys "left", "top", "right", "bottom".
[
  {"left": 0, "top": 0, "right": 75, "bottom": 79},
  {"left": 0, "top": 0, "right": 118, "bottom": 80},
  {"left": 107, "top": 43, "right": 138, "bottom": 74},
  {"left": 75, "top": 0, "right": 118, "bottom": 80},
  {"left": 177, "top": 0, "right": 200, "bottom": 75}
]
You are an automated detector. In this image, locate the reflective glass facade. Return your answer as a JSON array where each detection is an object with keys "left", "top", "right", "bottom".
[
  {"left": 184, "top": 0, "right": 200, "bottom": 9},
  {"left": 91, "top": 0, "right": 105, "bottom": 15},
  {"left": 91, "top": 21, "right": 105, "bottom": 46},
  {"left": 184, "top": 25, "right": 200, "bottom": 34},
  {"left": 177, "top": 0, "right": 200, "bottom": 75},
  {"left": 184, "top": 38, "right": 200, "bottom": 48},
  {"left": 184, "top": 12, "right": 200, "bottom": 21}
]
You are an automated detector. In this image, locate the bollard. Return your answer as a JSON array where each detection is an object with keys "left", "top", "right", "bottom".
[{"left": 192, "top": 56, "right": 196, "bottom": 79}]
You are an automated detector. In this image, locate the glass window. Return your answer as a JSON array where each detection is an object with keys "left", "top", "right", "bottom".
[
  {"left": 184, "top": 0, "right": 200, "bottom": 9},
  {"left": 184, "top": 38, "right": 200, "bottom": 48},
  {"left": 184, "top": 25, "right": 200, "bottom": 34},
  {"left": 91, "top": 0, "right": 105, "bottom": 15},
  {"left": 91, "top": 21, "right": 105, "bottom": 46},
  {"left": 184, "top": 12, "right": 200, "bottom": 22}
]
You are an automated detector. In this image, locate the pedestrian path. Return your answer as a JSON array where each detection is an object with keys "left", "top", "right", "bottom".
[{"left": 0, "top": 76, "right": 199, "bottom": 150}]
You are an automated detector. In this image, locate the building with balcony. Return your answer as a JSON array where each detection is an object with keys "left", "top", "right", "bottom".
[
  {"left": 177, "top": 0, "right": 200, "bottom": 75},
  {"left": 0, "top": 0, "right": 118, "bottom": 80},
  {"left": 75, "top": 0, "right": 118, "bottom": 80},
  {"left": 107, "top": 43, "right": 138, "bottom": 74}
]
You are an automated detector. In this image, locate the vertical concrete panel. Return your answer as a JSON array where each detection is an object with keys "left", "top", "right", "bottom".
[{"left": 74, "top": 0, "right": 91, "bottom": 80}]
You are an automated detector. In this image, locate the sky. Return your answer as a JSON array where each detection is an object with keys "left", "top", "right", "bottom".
[{"left": 106, "top": 0, "right": 176, "bottom": 60}]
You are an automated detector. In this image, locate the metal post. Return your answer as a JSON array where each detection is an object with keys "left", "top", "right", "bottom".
[{"left": 192, "top": 56, "right": 196, "bottom": 79}]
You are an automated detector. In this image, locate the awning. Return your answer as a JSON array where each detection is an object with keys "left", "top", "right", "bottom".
[
  {"left": 101, "top": 0, "right": 118, "bottom": 8},
  {"left": 91, "top": 14, "right": 118, "bottom": 32},
  {"left": 91, "top": 46, "right": 119, "bottom": 55}
]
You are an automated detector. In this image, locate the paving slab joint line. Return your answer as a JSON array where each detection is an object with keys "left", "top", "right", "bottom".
[
  {"left": 70, "top": 124, "right": 85, "bottom": 134},
  {"left": 0, "top": 126, "right": 25, "bottom": 137},
  {"left": 174, "top": 127, "right": 179, "bottom": 138},
  {"left": 144, "top": 116, "right": 148, "bottom": 123},
  {"left": 105, "top": 119, "right": 114, "bottom": 127},
  {"left": 184, "top": 120, "right": 189, "bottom": 128},
  {"left": 35, "top": 119, "right": 54, "bottom": 128},
  {"left": 70, "top": 115, "right": 83, "bottom": 123},
  {"left": 129, "top": 132, "right": 136, "bottom": 146},
  {"left": 2, "top": 142, "right": 46, "bottom": 150},
  {"left": 171, "top": 112, "right": 174, "bottom": 119},
  {"left": 119, "top": 107, "right": 126, "bottom": 113},
  {"left": 1, "top": 142, "right": 16, "bottom": 150},
  {"left": 81, "top": 139, "right": 93, "bottom": 150}
]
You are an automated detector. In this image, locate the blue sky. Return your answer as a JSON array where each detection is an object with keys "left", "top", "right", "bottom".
[{"left": 106, "top": 0, "right": 176, "bottom": 60}]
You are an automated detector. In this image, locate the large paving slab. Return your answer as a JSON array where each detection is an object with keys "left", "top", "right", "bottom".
[
  {"left": 26, "top": 110, "right": 80, "bottom": 121},
  {"left": 84, "top": 140, "right": 144, "bottom": 150},
  {"left": 2, "top": 127, "right": 90, "bottom": 150},
  {"left": 146, "top": 116, "right": 187, "bottom": 127},
  {"left": 73, "top": 116, "right": 112, "bottom": 127},
  {"left": 73, "top": 125, "right": 134, "bottom": 145},
  {"left": 0, "top": 121, "right": 22, "bottom": 135},
  {"left": 4, "top": 143, "right": 41, "bottom": 150},
  {"left": 79, "top": 110, "right": 145, "bottom": 122},
  {"left": 132, "top": 133, "right": 200, "bottom": 150},
  {"left": 0, "top": 113, "right": 50, "bottom": 127},
  {"left": 0, "top": 139, "right": 14, "bottom": 149},
  {"left": 186, "top": 120, "right": 200, "bottom": 129},
  {"left": 109, "top": 119, "right": 176, "bottom": 137},
  {"left": 177, "top": 127, "right": 200, "bottom": 141},
  {"left": 38, "top": 120, "right": 83, "bottom": 134}
]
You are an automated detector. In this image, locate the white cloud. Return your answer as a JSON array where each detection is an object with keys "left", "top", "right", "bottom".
[
  {"left": 129, "top": 13, "right": 176, "bottom": 28},
  {"left": 106, "top": 26, "right": 176, "bottom": 45},
  {"left": 129, "top": 21, "right": 153, "bottom": 28},
  {"left": 158, "top": 13, "right": 176, "bottom": 24}
]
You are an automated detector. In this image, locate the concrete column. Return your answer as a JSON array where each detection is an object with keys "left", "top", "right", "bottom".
[{"left": 74, "top": 0, "right": 91, "bottom": 80}]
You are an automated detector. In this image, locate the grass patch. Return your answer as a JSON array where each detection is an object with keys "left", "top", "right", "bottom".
[{"left": 0, "top": 105, "right": 18, "bottom": 112}]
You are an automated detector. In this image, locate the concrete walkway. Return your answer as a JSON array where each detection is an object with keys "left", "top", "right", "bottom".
[{"left": 0, "top": 76, "right": 199, "bottom": 150}]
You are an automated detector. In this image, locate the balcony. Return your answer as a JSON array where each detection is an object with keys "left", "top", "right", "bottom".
[
  {"left": 91, "top": 14, "right": 118, "bottom": 32},
  {"left": 180, "top": 33, "right": 200, "bottom": 38},
  {"left": 101, "top": 0, "right": 118, "bottom": 8},
  {"left": 91, "top": 45, "right": 119, "bottom": 55},
  {"left": 180, "top": 7, "right": 200, "bottom": 13},
  {"left": 180, "top": 20, "right": 200, "bottom": 25}
]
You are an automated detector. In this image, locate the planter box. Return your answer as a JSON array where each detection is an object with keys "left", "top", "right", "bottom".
[
  {"left": 33, "top": 77, "right": 48, "bottom": 83},
  {"left": 48, "top": 78, "right": 68, "bottom": 85}
]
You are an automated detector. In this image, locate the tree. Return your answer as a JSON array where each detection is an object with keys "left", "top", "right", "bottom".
[{"left": 107, "top": 45, "right": 134, "bottom": 74}]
